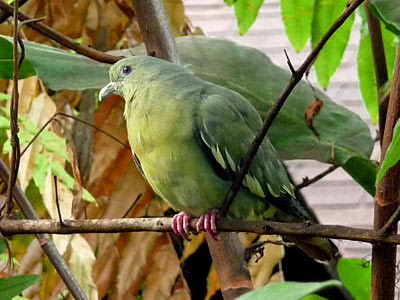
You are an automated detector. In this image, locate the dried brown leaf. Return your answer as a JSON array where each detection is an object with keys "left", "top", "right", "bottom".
[
  {"left": 305, "top": 98, "right": 323, "bottom": 138},
  {"left": 205, "top": 264, "right": 220, "bottom": 300},
  {"left": 143, "top": 234, "right": 190, "bottom": 300}
]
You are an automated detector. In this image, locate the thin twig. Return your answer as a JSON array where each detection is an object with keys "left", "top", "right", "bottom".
[
  {"left": 244, "top": 239, "right": 295, "bottom": 262},
  {"left": 0, "top": 1, "right": 121, "bottom": 64},
  {"left": 4, "top": 0, "right": 20, "bottom": 217},
  {"left": 20, "top": 112, "right": 129, "bottom": 157},
  {"left": 378, "top": 205, "right": 400, "bottom": 236},
  {"left": 220, "top": 0, "right": 366, "bottom": 215},
  {"left": 53, "top": 175, "right": 64, "bottom": 226},
  {"left": 295, "top": 165, "right": 339, "bottom": 190},
  {"left": 122, "top": 193, "right": 142, "bottom": 218},
  {"left": 284, "top": 49, "right": 295, "bottom": 75}
]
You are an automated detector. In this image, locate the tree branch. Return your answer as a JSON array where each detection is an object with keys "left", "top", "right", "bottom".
[
  {"left": 0, "top": 1, "right": 121, "bottom": 64},
  {"left": 1, "top": 218, "right": 400, "bottom": 245},
  {"left": 221, "top": 0, "right": 366, "bottom": 214},
  {"left": 372, "top": 43, "right": 400, "bottom": 300},
  {"left": 295, "top": 165, "right": 339, "bottom": 190}
]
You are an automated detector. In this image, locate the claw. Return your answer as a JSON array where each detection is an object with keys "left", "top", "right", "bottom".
[
  {"left": 196, "top": 209, "right": 219, "bottom": 240},
  {"left": 172, "top": 212, "right": 192, "bottom": 240}
]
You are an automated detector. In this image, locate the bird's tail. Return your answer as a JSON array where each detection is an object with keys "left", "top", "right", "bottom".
[{"left": 284, "top": 235, "right": 339, "bottom": 262}]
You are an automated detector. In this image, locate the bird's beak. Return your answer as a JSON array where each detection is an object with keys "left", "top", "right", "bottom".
[{"left": 99, "top": 82, "right": 117, "bottom": 101}]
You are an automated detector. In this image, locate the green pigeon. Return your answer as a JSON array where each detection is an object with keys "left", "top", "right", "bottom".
[{"left": 99, "top": 56, "right": 337, "bottom": 261}]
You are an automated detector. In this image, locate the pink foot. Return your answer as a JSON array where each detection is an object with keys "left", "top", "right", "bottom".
[
  {"left": 172, "top": 212, "right": 192, "bottom": 240},
  {"left": 196, "top": 209, "right": 219, "bottom": 239}
]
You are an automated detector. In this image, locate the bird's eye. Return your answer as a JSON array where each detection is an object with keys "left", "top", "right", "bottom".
[{"left": 122, "top": 65, "right": 132, "bottom": 76}]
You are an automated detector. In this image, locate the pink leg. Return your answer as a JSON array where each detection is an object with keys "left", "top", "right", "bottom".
[
  {"left": 172, "top": 212, "right": 192, "bottom": 240},
  {"left": 196, "top": 209, "right": 219, "bottom": 239}
]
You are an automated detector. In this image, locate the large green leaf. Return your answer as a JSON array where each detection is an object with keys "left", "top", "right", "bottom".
[
  {"left": 233, "top": 0, "right": 264, "bottom": 35},
  {"left": 0, "top": 35, "right": 375, "bottom": 192},
  {"left": 370, "top": 0, "right": 400, "bottom": 34},
  {"left": 281, "top": 0, "right": 316, "bottom": 51},
  {"left": 337, "top": 258, "right": 371, "bottom": 300},
  {"left": 376, "top": 118, "right": 400, "bottom": 183},
  {"left": 0, "top": 274, "right": 42, "bottom": 300},
  {"left": 0, "top": 36, "right": 110, "bottom": 90},
  {"left": 237, "top": 280, "right": 341, "bottom": 300},
  {"left": 357, "top": 7, "right": 397, "bottom": 124},
  {"left": 0, "top": 38, "right": 36, "bottom": 80},
  {"left": 311, "top": 0, "right": 355, "bottom": 88}
]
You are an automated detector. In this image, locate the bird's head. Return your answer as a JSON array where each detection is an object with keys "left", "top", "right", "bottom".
[{"left": 99, "top": 56, "right": 143, "bottom": 102}]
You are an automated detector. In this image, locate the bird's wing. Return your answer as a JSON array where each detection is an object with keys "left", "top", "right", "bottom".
[{"left": 195, "top": 90, "right": 309, "bottom": 219}]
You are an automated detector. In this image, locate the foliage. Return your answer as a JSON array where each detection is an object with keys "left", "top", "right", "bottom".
[
  {"left": 237, "top": 280, "right": 340, "bottom": 300},
  {"left": 225, "top": 0, "right": 265, "bottom": 35},
  {"left": 337, "top": 258, "right": 371, "bottom": 300},
  {"left": 370, "top": 0, "right": 400, "bottom": 34},
  {"left": 376, "top": 118, "right": 400, "bottom": 183},
  {"left": 281, "top": 0, "right": 316, "bottom": 51},
  {"left": 0, "top": 274, "right": 42, "bottom": 300},
  {"left": 357, "top": 6, "right": 397, "bottom": 123},
  {"left": 0, "top": 38, "right": 35, "bottom": 80},
  {"left": 0, "top": 93, "right": 95, "bottom": 202}
]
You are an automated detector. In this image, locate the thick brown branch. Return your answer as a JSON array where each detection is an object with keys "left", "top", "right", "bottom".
[
  {"left": 0, "top": 1, "right": 121, "bottom": 64},
  {"left": 221, "top": 0, "right": 365, "bottom": 214},
  {"left": 2, "top": 218, "right": 400, "bottom": 245}
]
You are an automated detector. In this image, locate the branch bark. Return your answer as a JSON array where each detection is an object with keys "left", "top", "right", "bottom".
[
  {"left": 2, "top": 218, "right": 400, "bottom": 245},
  {"left": 372, "top": 44, "right": 400, "bottom": 300}
]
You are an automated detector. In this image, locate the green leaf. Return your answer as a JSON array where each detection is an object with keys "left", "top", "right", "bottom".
[
  {"left": 0, "top": 116, "right": 10, "bottom": 130},
  {"left": 39, "top": 131, "right": 69, "bottom": 162},
  {"left": 376, "top": 118, "right": 400, "bottom": 183},
  {"left": 301, "top": 295, "right": 328, "bottom": 300},
  {"left": 237, "top": 280, "right": 342, "bottom": 300},
  {"left": 50, "top": 162, "right": 74, "bottom": 190},
  {"left": 224, "top": 0, "right": 237, "bottom": 5},
  {"left": 357, "top": 6, "right": 397, "bottom": 123},
  {"left": 0, "top": 254, "right": 19, "bottom": 265},
  {"left": 343, "top": 156, "right": 377, "bottom": 196},
  {"left": 33, "top": 153, "right": 50, "bottom": 194},
  {"left": 0, "top": 38, "right": 36, "bottom": 80},
  {"left": 0, "top": 239, "right": 5, "bottom": 254},
  {"left": 82, "top": 189, "right": 96, "bottom": 203},
  {"left": 312, "top": 0, "right": 355, "bottom": 88},
  {"left": 281, "top": 0, "right": 316, "bottom": 51},
  {"left": 0, "top": 274, "right": 42, "bottom": 300},
  {"left": 0, "top": 36, "right": 110, "bottom": 91},
  {"left": 370, "top": 0, "right": 400, "bottom": 34},
  {"left": 337, "top": 258, "right": 371, "bottom": 300},
  {"left": 234, "top": 0, "right": 264, "bottom": 35},
  {"left": 0, "top": 93, "right": 10, "bottom": 101},
  {"left": 13, "top": 296, "right": 30, "bottom": 300}
]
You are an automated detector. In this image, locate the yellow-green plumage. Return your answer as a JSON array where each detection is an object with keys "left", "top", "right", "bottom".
[{"left": 99, "top": 56, "right": 337, "bottom": 261}]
